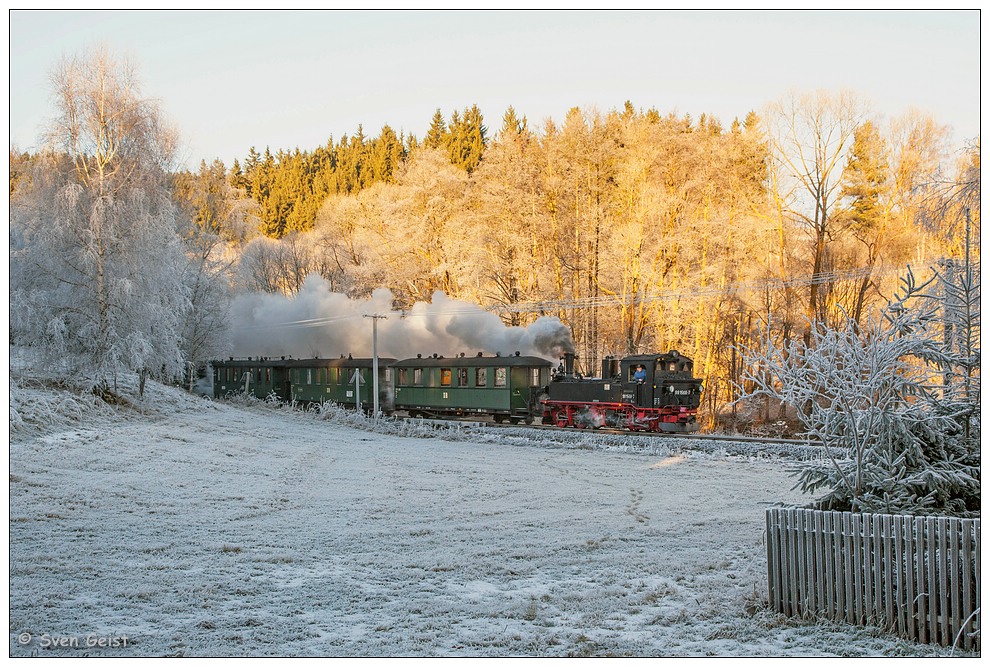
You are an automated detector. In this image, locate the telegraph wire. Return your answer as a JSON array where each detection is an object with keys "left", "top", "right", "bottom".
[{"left": 240, "top": 264, "right": 923, "bottom": 331}]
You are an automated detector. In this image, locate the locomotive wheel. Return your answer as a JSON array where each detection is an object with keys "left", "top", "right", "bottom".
[{"left": 626, "top": 414, "right": 645, "bottom": 431}]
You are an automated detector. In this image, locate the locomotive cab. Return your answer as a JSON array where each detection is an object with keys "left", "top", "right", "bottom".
[{"left": 621, "top": 351, "right": 702, "bottom": 411}]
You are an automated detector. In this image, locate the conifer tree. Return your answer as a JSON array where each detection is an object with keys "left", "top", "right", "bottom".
[
  {"left": 424, "top": 109, "right": 447, "bottom": 150},
  {"left": 229, "top": 158, "right": 247, "bottom": 191},
  {"left": 840, "top": 120, "right": 890, "bottom": 323},
  {"left": 447, "top": 104, "right": 487, "bottom": 172},
  {"left": 741, "top": 267, "right": 980, "bottom": 517},
  {"left": 500, "top": 106, "right": 527, "bottom": 139}
]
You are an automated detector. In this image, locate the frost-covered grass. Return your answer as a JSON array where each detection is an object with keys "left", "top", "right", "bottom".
[
  {"left": 8, "top": 376, "right": 964, "bottom": 657},
  {"left": 303, "top": 400, "right": 830, "bottom": 462}
]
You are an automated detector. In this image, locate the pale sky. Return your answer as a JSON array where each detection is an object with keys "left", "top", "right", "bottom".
[{"left": 8, "top": 9, "right": 982, "bottom": 170}]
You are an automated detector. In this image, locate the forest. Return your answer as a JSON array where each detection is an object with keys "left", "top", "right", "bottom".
[{"left": 8, "top": 50, "right": 980, "bottom": 435}]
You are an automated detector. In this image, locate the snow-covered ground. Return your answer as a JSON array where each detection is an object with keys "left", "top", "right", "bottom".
[{"left": 8, "top": 377, "right": 963, "bottom": 657}]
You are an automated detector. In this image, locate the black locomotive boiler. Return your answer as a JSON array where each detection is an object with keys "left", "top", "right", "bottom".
[{"left": 538, "top": 351, "right": 702, "bottom": 432}]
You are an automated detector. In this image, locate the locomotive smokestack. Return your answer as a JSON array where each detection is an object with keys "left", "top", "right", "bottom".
[{"left": 562, "top": 352, "right": 576, "bottom": 378}]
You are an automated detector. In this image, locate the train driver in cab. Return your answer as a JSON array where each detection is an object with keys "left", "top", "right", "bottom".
[{"left": 633, "top": 365, "right": 647, "bottom": 383}]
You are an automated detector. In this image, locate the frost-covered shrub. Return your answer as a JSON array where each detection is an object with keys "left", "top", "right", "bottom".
[
  {"left": 9, "top": 377, "right": 115, "bottom": 435},
  {"left": 742, "top": 267, "right": 980, "bottom": 517}
]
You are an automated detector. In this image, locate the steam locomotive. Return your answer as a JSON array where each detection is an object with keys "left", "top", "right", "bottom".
[
  {"left": 212, "top": 349, "right": 702, "bottom": 433},
  {"left": 541, "top": 351, "right": 702, "bottom": 432}
]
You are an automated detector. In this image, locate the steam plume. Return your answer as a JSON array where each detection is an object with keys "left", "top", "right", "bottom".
[{"left": 230, "top": 275, "right": 575, "bottom": 361}]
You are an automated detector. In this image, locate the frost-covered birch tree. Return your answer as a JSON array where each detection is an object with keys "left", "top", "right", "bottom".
[
  {"left": 741, "top": 266, "right": 980, "bottom": 517},
  {"left": 9, "top": 48, "right": 189, "bottom": 396}
]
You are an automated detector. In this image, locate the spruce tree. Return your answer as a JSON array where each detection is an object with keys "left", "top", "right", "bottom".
[
  {"left": 424, "top": 109, "right": 448, "bottom": 149},
  {"left": 840, "top": 120, "right": 891, "bottom": 323}
]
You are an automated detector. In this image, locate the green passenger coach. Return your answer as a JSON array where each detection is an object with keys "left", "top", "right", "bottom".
[
  {"left": 391, "top": 352, "right": 553, "bottom": 423},
  {"left": 287, "top": 356, "right": 396, "bottom": 411},
  {"left": 212, "top": 357, "right": 290, "bottom": 400}
]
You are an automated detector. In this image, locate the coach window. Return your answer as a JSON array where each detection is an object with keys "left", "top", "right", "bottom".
[
  {"left": 398, "top": 368, "right": 408, "bottom": 385},
  {"left": 440, "top": 368, "right": 452, "bottom": 386},
  {"left": 530, "top": 368, "right": 541, "bottom": 385},
  {"left": 457, "top": 368, "right": 469, "bottom": 386},
  {"left": 495, "top": 368, "right": 507, "bottom": 387},
  {"left": 413, "top": 368, "right": 423, "bottom": 385},
  {"left": 475, "top": 368, "right": 487, "bottom": 387}
]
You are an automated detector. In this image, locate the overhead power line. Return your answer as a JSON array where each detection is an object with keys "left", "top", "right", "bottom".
[
  {"left": 487, "top": 265, "right": 905, "bottom": 315},
  {"left": 241, "top": 265, "right": 923, "bottom": 331}
]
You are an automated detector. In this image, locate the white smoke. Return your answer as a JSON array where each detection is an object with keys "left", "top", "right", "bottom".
[{"left": 229, "top": 275, "right": 575, "bottom": 361}]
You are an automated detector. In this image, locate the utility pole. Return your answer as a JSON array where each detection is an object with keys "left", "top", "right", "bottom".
[
  {"left": 364, "top": 314, "right": 387, "bottom": 418},
  {"left": 353, "top": 369, "right": 361, "bottom": 413}
]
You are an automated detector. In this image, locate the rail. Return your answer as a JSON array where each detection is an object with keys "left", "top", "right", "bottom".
[{"left": 399, "top": 415, "right": 820, "bottom": 447}]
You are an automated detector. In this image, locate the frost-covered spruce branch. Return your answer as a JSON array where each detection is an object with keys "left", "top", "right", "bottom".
[{"left": 741, "top": 266, "right": 980, "bottom": 516}]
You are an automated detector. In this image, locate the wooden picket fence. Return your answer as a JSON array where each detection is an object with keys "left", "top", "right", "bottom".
[{"left": 766, "top": 508, "right": 980, "bottom": 652}]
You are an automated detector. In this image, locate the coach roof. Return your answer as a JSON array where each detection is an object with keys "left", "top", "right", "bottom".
[{"left": 391, "top": 353, "right": 552, "bottom": 368}]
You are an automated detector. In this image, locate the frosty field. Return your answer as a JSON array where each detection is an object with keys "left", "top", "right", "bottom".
[{"left": 8, "top": 380, "right": 958, "bottom": 657}]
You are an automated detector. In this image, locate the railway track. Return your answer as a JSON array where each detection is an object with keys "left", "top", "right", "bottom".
[{"left": 401, "top": 415, "right": 819, "bottom": 448}]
